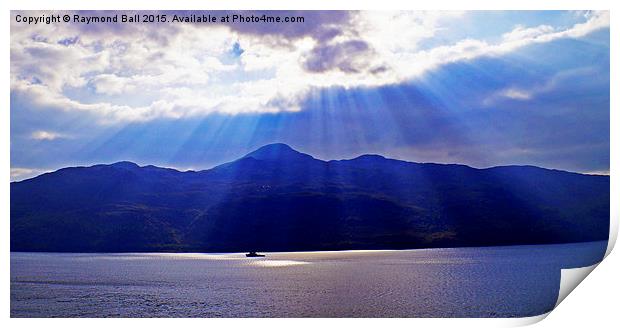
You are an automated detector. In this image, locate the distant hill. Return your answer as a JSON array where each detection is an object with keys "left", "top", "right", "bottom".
[{"left": 10, "top": 143, "right": 609, "bottom": 252}]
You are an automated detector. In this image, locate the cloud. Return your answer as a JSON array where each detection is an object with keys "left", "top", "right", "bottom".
[
  {"left": 583, "top": 170, "right": 610, "bottom": 176},
  {"left": 10, "top": 167, "right": 48, "bottom": 181},
  {"left": 222, "top": 10, "right": 352, "bottom": 42},
  {"left": 90, "top": 74, "right": 136, "bottom": 95},
  {"left": 303, "top": 40, "right": 378, "bottom": 74},
  {"left": 502, "top": 24, "right": 555, "bottom": 42},
  {"left": 30, "top": 130, "right": 67, "bottom": 140},
  {"left": 483, "top": 66, "right": 603, "bottom": 105},
  {"left": 10, "top": 10, "right": 609, "bottom": 123},
  {"left": 500, "top": 88, "right": 532, "bottom": 100}
]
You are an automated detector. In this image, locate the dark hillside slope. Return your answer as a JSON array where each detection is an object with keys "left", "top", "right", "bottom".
[{"left": 11, "top": 144, "right": 609, "bottom": 252}]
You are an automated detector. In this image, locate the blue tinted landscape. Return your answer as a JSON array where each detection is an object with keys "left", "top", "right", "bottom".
[{"left": 10, "top": 10, "right": 610, "bottom": 318}]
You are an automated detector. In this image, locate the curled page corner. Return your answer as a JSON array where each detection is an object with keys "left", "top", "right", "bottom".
[
  {"left": 503, "top": 312, "right": 550, "bottom": 327},
  {"left": 504, "top": 262, "right": 602, "bottom": 327},
  {"left": 605, "top": 215, "right": 618, "bottom": 258},
  {"left": 554, "top": 263, "right": 600, "bottom": 307}
]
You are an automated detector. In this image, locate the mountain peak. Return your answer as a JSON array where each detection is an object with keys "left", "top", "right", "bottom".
[
  {"left": 352, "top": 154, "right": 387, "bottom": 161},
  {"left": 109, "top": 161, "right": 140, "bottom": 169},
  {"left": 243, "top": 143, "right": 315, "bottom": 161},
  {"left": 254, "top": 143, "right": 295, "bottom": 152}
]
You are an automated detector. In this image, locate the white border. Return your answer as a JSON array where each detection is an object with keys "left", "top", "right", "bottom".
[{"left": 2, "top": 1, "right": 617, "bottom": 327}]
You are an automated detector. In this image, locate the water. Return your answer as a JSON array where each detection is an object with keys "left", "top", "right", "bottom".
[{"left": 11, "top": 241, "right": 606, "bottom": 318}]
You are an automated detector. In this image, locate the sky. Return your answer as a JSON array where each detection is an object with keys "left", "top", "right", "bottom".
[{"left": 10, "top": 10, "right": 610, "bottom": 181}]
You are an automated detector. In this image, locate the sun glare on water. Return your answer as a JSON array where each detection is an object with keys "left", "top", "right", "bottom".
[{"left": 247, "top": 260, "right": 310, "bottom": 267}]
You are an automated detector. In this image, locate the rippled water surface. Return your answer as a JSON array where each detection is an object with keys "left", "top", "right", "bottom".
[{"left": 11, "top": 241, "right": 606, "bottom": 317}]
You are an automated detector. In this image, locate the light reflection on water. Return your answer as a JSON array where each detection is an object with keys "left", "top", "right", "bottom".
[
  {"left": 75, "top": 253, "right": 246, "bottom": 261},
  {"left": 10, "top": 241, "right": 607, "bottom": 318},
  {"left": 247, "top": 260, "right": 310, "bottom": 267}
]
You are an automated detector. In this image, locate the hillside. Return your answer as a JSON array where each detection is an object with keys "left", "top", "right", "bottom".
[{"left": 10, "top": 143, "right": 610, "bottom": 252}]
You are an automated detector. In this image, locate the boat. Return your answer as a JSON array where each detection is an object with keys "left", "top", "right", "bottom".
[{"left": 245, "top": 251, "right": 266, "bottom": 257}]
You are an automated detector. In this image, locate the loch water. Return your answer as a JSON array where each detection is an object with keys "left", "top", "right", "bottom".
[{"left": 10, "top": 241, "right": 606, "bottom": 317}]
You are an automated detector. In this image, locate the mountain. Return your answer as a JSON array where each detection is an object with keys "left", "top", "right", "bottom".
[
  {"left": 10, "top": 143, "right": 609, "bottom": 252},
  {"left": 242, "top": 142, "right": 315, "bottom": 161}
]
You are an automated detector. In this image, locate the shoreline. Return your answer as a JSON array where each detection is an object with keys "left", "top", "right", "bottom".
[{"left": 9, "top": 239, "right": 609, "bottom": 255}]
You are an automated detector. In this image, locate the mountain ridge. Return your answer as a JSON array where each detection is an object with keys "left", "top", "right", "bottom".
[
  {"left": 11, "top": 143, "right": 609, "bottom": 252},
  {"left": 12, "top": 143, "right": 606, "bottom": 183}
]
